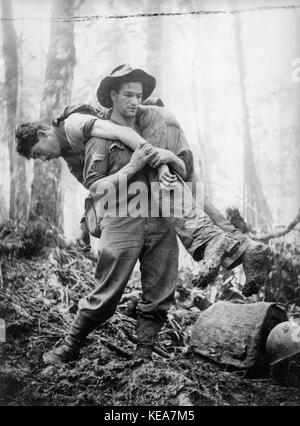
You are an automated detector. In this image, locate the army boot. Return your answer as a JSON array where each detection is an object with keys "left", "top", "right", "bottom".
[
  {"left": 43, "top": 313, "right": 96, "bottom": 365},
  {"left": 221, "top": 232, "right": 272, "bottom": 297},
  {"left": 240, "top": 239, "right": 272, "bottom": 297},
  {"left": 135, "top": 317, "right": 164, "bottom": 362},
  {"left": 192, "top": 233, "right": 240, "bottom": 288}
]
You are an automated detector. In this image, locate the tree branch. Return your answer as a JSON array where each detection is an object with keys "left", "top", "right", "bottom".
[{"left": 252, "top": 208, "right": 300, "bottom": 241}]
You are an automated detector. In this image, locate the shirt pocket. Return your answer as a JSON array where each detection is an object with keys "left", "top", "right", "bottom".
[
  {"left": 108, "top": 143, "right": 132, "bottom": 171},
  {"left": 89, "top": 153, "right": 106, "bottom": 172}
]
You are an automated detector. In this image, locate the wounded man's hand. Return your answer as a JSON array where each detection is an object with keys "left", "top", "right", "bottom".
[
  {"left": 158, "top": 164, "right": 177, "bottom": 189},
  {"left": 147, "top": 147, "right": 175, "bottom": 168}
]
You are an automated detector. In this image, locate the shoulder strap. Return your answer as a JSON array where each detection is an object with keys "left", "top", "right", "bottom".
[{"left": 52, "top": 103, "right": 108, "bottom": 127}]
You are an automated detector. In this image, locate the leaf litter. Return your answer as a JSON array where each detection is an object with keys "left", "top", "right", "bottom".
[{"left": 1, "top": 241, "right": 300, "bottom": 406}]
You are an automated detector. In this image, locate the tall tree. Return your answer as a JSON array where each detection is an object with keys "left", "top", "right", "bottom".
[
  {"left": 1, "top": 0, "right": 28, "bottom": 221},
  {"left": 191, "top": 1, "right": 212, "bottom": 201},
  {"left": 146, "top": 0, "right": 162, "bottom": 95},
  {"left": 233, "top": 11, "right": 272, "bottom": 229},
  {"left": 29, "top": 0, "right": 76, "bottom": 230},
  {"left": 112, "top": 0, "right": 123, "bottom": 64}
]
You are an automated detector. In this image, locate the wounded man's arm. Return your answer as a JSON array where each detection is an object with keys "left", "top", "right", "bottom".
[
  {"left": 64, "top": 112, "right": 147, "bottom": 152},
  {"left": 65, "top": 112, "right": 172, "bottom": 183},
  {"left": 91, "top": 119, "right": 146, "bottom": 151}
]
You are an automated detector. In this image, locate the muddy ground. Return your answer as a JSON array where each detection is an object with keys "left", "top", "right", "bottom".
[{"left": 0, "top": 248, "right": 299, "bottom": 406}]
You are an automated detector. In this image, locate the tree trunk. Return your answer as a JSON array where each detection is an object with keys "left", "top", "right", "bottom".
[
  {"left": 233, "top": 12, "right": 273, "bottom": 230},
  {"left": 112, "top": 0, "right": 123, "bottom": 64},
  {"left": 29, "top": 0, "right": 76, "bottom": 230},
  {"left": 1, "top": 0, "right": 28, "bottom": 221},
  {"left": 146, "top": 2, "right": 162, "bottom": 96},
  {"left": 191, "top": 5, "right": 212, "bottom": 201}
]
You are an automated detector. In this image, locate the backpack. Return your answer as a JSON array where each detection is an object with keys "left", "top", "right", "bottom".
[{"left": 52, "top": 103, "right": 108, "bottom": 127}]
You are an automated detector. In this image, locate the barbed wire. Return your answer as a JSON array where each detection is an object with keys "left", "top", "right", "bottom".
[{"left": 1, "top": 4, "right": 300, "bottom": 22}]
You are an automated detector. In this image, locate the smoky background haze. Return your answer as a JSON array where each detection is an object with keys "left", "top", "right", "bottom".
[{"left": 0, "top": 0, "right": 299, "bottom": 264}]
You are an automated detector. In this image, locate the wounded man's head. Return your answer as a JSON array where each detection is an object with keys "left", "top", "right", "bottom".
[{"left": 15, "top": 122, "right": 62, "bottom": 161}]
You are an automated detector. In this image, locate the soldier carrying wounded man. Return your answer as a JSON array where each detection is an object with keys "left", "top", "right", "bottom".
[{"left": 15, "top": 65, "right": 270, "bottom": 363}]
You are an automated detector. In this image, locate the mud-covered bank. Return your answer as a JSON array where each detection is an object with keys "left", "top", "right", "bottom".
[{"left": 1, "top": 248, "right": 300, "bottom": 406}]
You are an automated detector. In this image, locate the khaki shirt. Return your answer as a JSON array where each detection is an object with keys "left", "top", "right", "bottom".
[
  {"left": 53, "top": 106, "right": 194, "bottom": 188},
  {"left": 53, "top": 113, "right": 99, "bottom": 184},
  {"left": 83, "top": 125, "right": 151, "bottom": 220}
]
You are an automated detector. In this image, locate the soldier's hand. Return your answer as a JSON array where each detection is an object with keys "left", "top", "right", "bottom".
[{"left": 129, "top": 143, "right": 155, "bottom": 171}]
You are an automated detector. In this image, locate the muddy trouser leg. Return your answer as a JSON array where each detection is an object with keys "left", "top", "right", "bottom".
[
  {"left": 203, "top": 199, "right": 236, "bottom": 232},
  {"left": 203, "top": 198, "right": 249, "bottom": 268},
  {"left": 136, "top": 218, "right": 179, "bottom": 358},
  {"left": 148, "top": 170, "right": 237, "bottom": 261},
  {"left": 43, "top": 217, "right": 145, "bottom": 366},
  {"left": 203, "top": 199, "right": 271, "bottom": 295},
  {"left": 78, "top": 217, "right": 144, "bottom": 322}
]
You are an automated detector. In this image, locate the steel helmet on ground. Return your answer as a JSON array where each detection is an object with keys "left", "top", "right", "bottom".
[{"left": 266, "top": 320, "right": 300, "bottom": 365}]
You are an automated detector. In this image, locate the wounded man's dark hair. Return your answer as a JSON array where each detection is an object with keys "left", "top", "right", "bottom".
[{"left": 15, "top": 122, "right": 48, "bottom": 159}]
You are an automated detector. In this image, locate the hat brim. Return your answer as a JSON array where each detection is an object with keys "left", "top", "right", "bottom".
[{"left": 97, "top": 69, "right": 156, "bottom": 108}]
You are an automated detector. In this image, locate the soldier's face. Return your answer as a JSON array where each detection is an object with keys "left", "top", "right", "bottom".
[
  {"left": 30, "top": 130, "right": 61, "bottom": 161},
  {"left": 111, "top": 82, "right": 143, "bottom": 119}
]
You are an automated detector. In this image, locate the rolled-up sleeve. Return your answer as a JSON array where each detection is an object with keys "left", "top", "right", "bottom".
[
  {"left": 83, "top": 137, "right": 109, "bottom": 190},
  {"left": 64, "top": 113, "right": 98, "bottom": 152}
]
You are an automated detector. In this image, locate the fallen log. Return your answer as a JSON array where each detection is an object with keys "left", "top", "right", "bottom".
[{"left": 190, "top": 301, "right": 287, "bottom": 371}]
